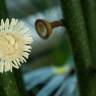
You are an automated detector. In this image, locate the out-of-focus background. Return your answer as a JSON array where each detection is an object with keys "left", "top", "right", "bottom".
[{"left": 5, "top": 0, "right": 79, "bottom": 96}]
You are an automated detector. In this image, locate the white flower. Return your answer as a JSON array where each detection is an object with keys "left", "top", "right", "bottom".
[{"left": 0, "top": 18, "right": 33, "bottom": 73}]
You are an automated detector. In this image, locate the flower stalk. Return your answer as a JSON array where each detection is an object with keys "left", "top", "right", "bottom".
[
  {"left": 81, "top": 0, "right": 96, "bottom": 96},
  {"left": 60, "top": 0, "right": 93, "bottom": 96}
]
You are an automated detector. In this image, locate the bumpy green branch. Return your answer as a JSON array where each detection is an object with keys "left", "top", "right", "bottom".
[
  {"left": 81, "top": 0, "right": 96, "bottom": 67},
  {"left": 60, "top": 0, "right": 93, "bottom": 96},
  {"left": 81, "top": 0, "right": 96, "bottom": 96}
]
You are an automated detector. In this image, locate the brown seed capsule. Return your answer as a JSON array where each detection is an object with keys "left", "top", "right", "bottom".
[{"left": 35, "top": 19, "right": 64, "bottom": 39}]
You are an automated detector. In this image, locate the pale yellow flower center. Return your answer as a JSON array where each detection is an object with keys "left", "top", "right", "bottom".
[
  {"left": 5, "top": 34, "right": 16, "bottom": 55},
  {"left": 0, "top": 32, "right": 23, "bottom": 61}
]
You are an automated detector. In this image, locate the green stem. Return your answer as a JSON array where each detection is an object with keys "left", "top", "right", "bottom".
[
  {"left": 81, "top": 0, "right": 96, "bottom": 96},
  {"left": 60, "top": 0, "right": 93, "bottom": 96},
  {"left": 81, "top": 0, "right": 96, "bottom": 67},
  {"left": 0, "top": 72, "right": 20, "bottom": 96},
  {"left": 13, "top": 69, "right": 27, "bottom": 96}
]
